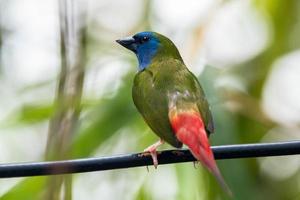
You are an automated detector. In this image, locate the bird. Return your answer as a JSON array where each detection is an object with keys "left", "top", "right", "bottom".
[{"left": 116, "top": 31, "right": 231, "bottom": 195}]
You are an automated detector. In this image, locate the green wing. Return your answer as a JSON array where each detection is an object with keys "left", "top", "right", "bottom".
[
  {"left": 191, "top": 72, "right": 214, "bottom": 135},
  {"left": 132, "top": 69, "right": 183, "bottom": 148},
  {"left": 132, "top": 59, "right": 214, "bottom": 148}
]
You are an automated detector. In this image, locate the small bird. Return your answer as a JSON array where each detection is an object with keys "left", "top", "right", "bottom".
[{"left": 116, "top": 31, "right": 231, "bottom": 194}]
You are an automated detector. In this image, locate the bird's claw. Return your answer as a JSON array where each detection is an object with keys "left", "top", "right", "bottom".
[
  {"left": 139, "top": 151, "right": 151, "bottom": 157},
  {"left": 144, "top": 146, "right": 158, "bottom": 169},
  {"left": 141, "top": 139, "right": 164, "bottom": 169},
  {"left": 193, "top": 161, "right": 199, "bottom": 169}
]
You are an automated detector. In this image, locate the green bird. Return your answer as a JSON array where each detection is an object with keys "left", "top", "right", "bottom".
[{"left": 116, "top": 31, "right": 231, "bottom": 194}]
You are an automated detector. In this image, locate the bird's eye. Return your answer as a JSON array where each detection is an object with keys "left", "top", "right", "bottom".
[{"left": 141, "top": 36, "right": 149, "bottom": 43}]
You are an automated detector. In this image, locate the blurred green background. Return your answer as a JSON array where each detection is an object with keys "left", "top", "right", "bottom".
[{"left": 1, "top": 0, "right": 300, "bottom": 199}]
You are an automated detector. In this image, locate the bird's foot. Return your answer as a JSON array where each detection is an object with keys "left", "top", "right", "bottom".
[
  {"left": 143, "top": 139, "right": 164, "bottom": 169},
  {"left": 193, "top": 161, "right": 199, "bottom": 169}
]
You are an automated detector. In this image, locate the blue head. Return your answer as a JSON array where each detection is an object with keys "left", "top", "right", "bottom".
[{"left": 116, "top": 32, "right": 160, "bottom": 71}]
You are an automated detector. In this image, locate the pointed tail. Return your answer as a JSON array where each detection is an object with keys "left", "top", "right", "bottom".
[{"left": 170, "top": 111, "right": 232, "bottom": 196}]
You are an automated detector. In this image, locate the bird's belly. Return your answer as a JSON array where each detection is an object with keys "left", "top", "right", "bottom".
[{"left": 133, "top": 82, "right": 182, "bottom": 148}]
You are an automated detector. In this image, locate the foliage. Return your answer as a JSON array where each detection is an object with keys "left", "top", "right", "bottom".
[{"left": 1, "top": 0, "right": 300, "bottom": 200}]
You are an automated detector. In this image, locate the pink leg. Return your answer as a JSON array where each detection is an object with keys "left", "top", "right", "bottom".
[{"left": 144, "top": 139, "right": 164, "bottom": 169}]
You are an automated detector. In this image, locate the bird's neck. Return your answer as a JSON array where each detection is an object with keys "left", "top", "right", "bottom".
[
  {"left": 143, "top": 57, "right": 185, "bottom": 78},
  {"left": 136, "top": 47, "right": 184, "bottom": 71},
  {"left": 136, "top": 53, "right": 152, "bottom": 71},
  {"left": 136, "top": 47, "right": 159, "bottom": 71}
]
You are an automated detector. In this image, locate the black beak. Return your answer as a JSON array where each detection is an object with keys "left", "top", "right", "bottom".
[{"left": 116, "top": 37, "right": 137, "bottom": 52}]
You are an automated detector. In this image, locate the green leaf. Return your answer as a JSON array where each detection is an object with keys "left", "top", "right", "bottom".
[
  {"left": 0, "top": 177, "right": 46, "bottom": 200},
  {"left": 2, "top": 103, "right": 54, "bottom": 127},
  {"left": 71, "top": 72, "right": 139, "bottom": 157}
]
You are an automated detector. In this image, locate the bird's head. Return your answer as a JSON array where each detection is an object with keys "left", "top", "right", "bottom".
[{"left": 116, "top": 31, "right": 182, "bottom": 71}]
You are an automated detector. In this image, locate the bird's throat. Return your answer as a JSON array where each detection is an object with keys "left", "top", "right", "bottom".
[{"left": 136, "top": 47, "right": 158, "bottom": 71}]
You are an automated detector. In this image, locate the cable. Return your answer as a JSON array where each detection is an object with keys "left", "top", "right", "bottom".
[{"left": 1, "top": 140, "right": 300, "bottom": 178}]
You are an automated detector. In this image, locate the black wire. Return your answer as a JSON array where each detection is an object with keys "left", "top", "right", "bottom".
[{"left": 1, "top": 140, "right": 300, "bottom": 178}]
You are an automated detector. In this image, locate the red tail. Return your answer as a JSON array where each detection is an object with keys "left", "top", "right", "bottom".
[{"left": 170, "top": 111, "right": 232, "bottom": 195}]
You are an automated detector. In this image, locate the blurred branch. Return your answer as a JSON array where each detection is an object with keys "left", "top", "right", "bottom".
[
  {"left": 1, "top": 140, "right": 300, "bottom": 178},
  {"left": 44, "top": 0, "right": 87, "bottom": 199},
  {"left": 221, "top": 90, "right": 274, "bottom": 127}
]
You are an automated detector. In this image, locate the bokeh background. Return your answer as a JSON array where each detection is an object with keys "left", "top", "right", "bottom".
[{"left": 1, "top": 0, "right": 300, "bottom": 199}]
